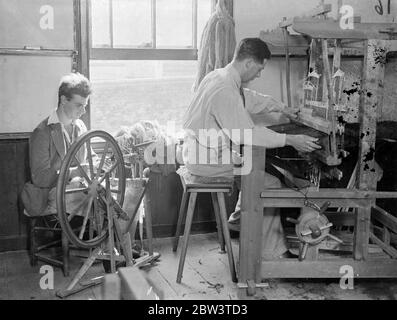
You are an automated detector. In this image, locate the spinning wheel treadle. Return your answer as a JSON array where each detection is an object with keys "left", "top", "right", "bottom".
[{"left": 56, "top": 130, "right": 126, "bottom": 249}]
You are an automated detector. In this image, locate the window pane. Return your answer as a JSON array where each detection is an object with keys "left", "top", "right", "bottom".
[
  {"left": 197, "top": 0, "right": 212, "bottom": 46},
  {"left": 113, "top": 0, "right": 152, "bottom": 48},
  {"left": 91, "top": 0, "right": 111, "bottom": 48},
  {"left": 156, "top": 0, "right": 193, "bottom": 48},
  {"left": 90, "top": 60, "right": 197, "bottom": 134}
]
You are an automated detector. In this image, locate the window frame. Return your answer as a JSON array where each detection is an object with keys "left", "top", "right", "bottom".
[
  {"left": 84, "top": 0, "right": 228, "bottom": 129},
  {"left": 90, "top": 0, "right": 218, "bottom": 61}
]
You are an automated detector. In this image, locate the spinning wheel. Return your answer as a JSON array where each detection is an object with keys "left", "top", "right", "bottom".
[
  {"left": 56, "top": 130, "right": 160, "bottom": 299},
  {"left": 56, "top": 130, "right": 126, "bottom": 249}
]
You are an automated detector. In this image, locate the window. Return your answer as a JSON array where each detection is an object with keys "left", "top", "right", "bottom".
[
  {"left": 90, "top": 0, "right": 213, "bottom": 134},
  {"left": 91, "top": 0, "right": 213, "bottom": 58},
  {"left": 90, "top": 60, "right": 198, "bottom": 134}
]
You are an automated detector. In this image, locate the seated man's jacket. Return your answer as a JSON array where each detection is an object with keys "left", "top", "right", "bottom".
[{"left": 21, "top": 115, "right": 88, "bottom": 216}]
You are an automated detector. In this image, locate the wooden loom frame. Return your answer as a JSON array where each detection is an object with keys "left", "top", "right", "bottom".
[{"left": 238, "top": 5, "right": 397, "bottom": 295}]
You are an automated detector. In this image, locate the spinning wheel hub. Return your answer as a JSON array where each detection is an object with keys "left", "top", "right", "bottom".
[{"left": 88, "top": 180, "right": 100, "bottom": 197}]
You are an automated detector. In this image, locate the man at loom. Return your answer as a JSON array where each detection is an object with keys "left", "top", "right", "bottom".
[{"left": 182, "top": 38, "right": 321, "bottom": 260}]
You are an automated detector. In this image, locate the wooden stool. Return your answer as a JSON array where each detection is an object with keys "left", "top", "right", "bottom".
[
  {"left": 25, "top": 211, "right": 70, "bottom": 277},
  {"left": 173, "top": 167, "right": 237, "bottom": 283}
]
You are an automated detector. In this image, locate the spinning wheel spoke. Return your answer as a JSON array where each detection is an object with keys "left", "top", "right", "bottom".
[
  {"left": 65, "top": 187, "right": 89, "bottom": 194},
  {"left": 86, "top": 140, "right": 95, "bottom": 179},
  {"left": 67, "top": 212, "right": 77, "bottom": 222},
  {"left": 91, "top": 197, "right": 99, "bottom": 235},
  {"left": 67, "top": 196, "right": 91, "bottom": 222},
  {"left": 79, "top": 196, "right": 94, "bottom": 240},
  {"left": 96, "top": 142, "right": 109, "bottom": 180},
  {"left": 98, "top": 193, "right": 111, "bottom": 209},
  {"left": 98, "top": 160, "right": 120, "bottom": 184},
  {"left": 89, "top": 216, "right": 94, "bottom": 243},
  {"left": 74, "top": 156, "right": 92, "bottom": 184}
]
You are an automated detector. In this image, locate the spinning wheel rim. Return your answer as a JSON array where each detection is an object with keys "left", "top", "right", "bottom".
[{"left": 56, "top": 130, "right": 126, "bottom": 249}]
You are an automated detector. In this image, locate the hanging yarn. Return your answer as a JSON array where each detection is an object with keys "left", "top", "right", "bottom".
[{"left": 192, "top": 0, "right": 236, "bottom": 92}]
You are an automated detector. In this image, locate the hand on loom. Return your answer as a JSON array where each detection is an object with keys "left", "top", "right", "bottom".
[
  {"left": 281, "top": 105, "right": 300, "bottom": 120},
  {"left": 261, "top": 96, "right": 299, "bottom": 118},
  {"left": 261, "top": 96, "right": 288, "bottom": 113},
  {"left": 263, "top": 98, "right": 300, "bottom": 121},
  {"left": 285, "top": 135, "right": 322, "bottom": 153}
]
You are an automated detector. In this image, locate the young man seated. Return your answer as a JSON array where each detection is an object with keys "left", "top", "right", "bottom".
[{"left": 22, "top": 72, "right": 93, "bottom": 217}]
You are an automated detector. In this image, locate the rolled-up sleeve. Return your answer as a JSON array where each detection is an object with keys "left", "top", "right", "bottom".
[
  {"left": 211, "top": 88, "right": 286, "bottom": 148},
  {"left": 243, "top": 88, "right": 284, "bottom": 114},
  {"left": 252, "top": 126, "right": 286, "bottom": 148}
]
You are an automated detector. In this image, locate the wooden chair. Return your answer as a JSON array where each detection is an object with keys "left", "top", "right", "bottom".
[
  {"left": 173, "top": 167, "right": 237, "bottom": 283},
  {"left": 25, "top": 210, "right": 70, "bottom": 277}
]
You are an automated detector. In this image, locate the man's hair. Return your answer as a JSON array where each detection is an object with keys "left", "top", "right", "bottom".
[
  {"left": 58, "top": 72, "right": 92, "bottom": 105},
  {"left": 234, "top": 38, "right": 271, "bottom": 63}
]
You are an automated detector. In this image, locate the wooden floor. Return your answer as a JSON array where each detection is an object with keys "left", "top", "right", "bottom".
[{"left": 1, "top": 233, "right": 397, "bottom": 300}]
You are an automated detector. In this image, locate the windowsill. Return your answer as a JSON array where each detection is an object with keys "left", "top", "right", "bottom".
[
  {"left": 90, "top": 48, "right": 198, "bottom": 60},
  {"left": 0, "top": 132, "right": 31, "bottom": 140}
]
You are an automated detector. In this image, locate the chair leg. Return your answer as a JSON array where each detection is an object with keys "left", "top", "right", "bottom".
[
  {"left": 217, "top": 192, "right": 237, "bottom": 283},
  {"left": 176, "top": 192, "right": 197, "bottom": 283},
  {"left": 211, "top": 193, "right": 225, "bottom": 252},
  {"left": 173, "top": 191, "right": 189, "bottom": 252},
  {"left": 30, "top": 218, "right": 38, "bottom": 266},
  {"left": 62, "top": 231, "right": 70, "bottom": 277}
]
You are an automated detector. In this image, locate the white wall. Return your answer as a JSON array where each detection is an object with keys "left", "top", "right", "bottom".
[
  {"left": 234, "top": 0, "right": 326, "bottom": 41},
  {"left": 0, "top": 0, "right": 75, "bottom": 133},
  {"left": 0, "top": 0, "right": 74, "bottom": 49},
  {"left": 234, "top": 0, "right": 397, "bottom": 42}
]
